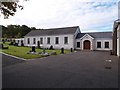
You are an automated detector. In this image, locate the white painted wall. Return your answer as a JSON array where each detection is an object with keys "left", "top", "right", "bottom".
[
  {"left": 117, "top": 25, "right": 120, "bottom": 56},
  {"left": 24, "top": 34, "right": 74, "bottom": 49},
  {"left": 117, "top": 38, "right": 119, "bottom": 56},
  {"left": 80, "top": 34, "right": 94, "bottom": 50},
  {"left": 75, "top": 39, "right": 82, "bottom": 50},
  {"left": 15, "top": 38, "right": 24, "bottom": 46},
  {"left": 74, "top": 28, "right": 81, "bottom": 38},
  {"left": 81, "top": 39, "right": 94, "bottom": 50},
  {"left": 75, "top": 34, "right": 94, "bottom": 50},
  {"left": 75, "top": 37, "right": 112, "bottom": 51},
  {"left": 94, "top": 38, "right": 112, "bottom": 51},
  {"left": 74, "top": 28, "right": 81, "bottom": 49}
]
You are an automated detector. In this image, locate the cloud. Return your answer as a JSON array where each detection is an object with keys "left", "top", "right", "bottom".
[{"left": 0, "top": 0, "right": 119, "bottom": 32}]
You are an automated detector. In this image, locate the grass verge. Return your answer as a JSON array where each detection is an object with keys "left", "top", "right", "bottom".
[{"left": 2, "top": 42, "right": 71, "bottom": 59}]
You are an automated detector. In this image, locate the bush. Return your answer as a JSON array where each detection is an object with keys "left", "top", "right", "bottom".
[
  {"left": 1, "top": 44, "right": 8, "bottom": 49},
  {"left": 9, "top": 42, "right": 14, "bottom": 45},
  {"left": 2, "top": 39, "right": 5, "bottom": 43},
  {"left": 14, "top": 43, "right": 18, "bottom": 46}
]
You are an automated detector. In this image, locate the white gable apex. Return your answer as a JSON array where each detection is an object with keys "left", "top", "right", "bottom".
[{"left": 80, "top": 34, "right": 94, "bottom": 40}]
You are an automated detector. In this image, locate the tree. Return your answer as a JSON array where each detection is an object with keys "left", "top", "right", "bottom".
[
  {"left": 31, "top": 27, "right": 36, "bottom": 30},
  {"left": 7, "top": 25, "right": 18, "bottom": 38},
  {"left": 2, "top": 25, "right": 8, "bottom": 37},
  {"left": 3, "top": 34, "right": 7, "bottom": 38},
  {"left": 2, "top": 25, "right": 34, "bottom": 38},
  {"left": 16, "top": 32, "right": 21, "bottom": 38},
  {"left": 0, "top": 0, "right": 28, "bottom": 19},
  {"left": 20, "top": 25, "right": 31, "bottom": 36}
]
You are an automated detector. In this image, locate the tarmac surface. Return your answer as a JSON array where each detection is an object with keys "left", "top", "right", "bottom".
[{"left": 2, "top": 51, "right": 119, "bottom": 88}]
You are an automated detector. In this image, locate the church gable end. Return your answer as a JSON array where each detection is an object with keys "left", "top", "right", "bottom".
[{"left": 80, "top": 34, "right": 94, "bottom": 40}]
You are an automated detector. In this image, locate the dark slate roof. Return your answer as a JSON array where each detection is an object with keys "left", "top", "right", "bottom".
[
  {"left": 76, "top": 32, "right": 112, "bottom": 39},
  {"left": 25, "top": 26, "right": 79, "bottom": 37}
]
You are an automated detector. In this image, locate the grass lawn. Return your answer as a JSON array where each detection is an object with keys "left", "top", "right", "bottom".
[{"left": 2, "top": 42, "right": 71, "bottom": 59}]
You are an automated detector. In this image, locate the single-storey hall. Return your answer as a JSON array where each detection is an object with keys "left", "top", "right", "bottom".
[
  {"left": 76, "top": 32, "right": 112, "bottom": 50},
  {"left": 15, "top": 38, "right": 24, "bottom": 46},
  {"left": 15, "top": 26, "right": 112, "bottom": 51}
]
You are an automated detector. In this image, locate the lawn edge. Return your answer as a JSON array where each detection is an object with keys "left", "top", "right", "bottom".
[
  {"left": 1, "top": 52, "right": 27, "bottom": 61},
  {"left": 1, "top": 50, "right": 77, "bottom": 61}
]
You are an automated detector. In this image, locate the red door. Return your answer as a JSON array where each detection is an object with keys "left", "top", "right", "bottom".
[{"left": 84, "top": 40, "right": 90, "bottom": 50}]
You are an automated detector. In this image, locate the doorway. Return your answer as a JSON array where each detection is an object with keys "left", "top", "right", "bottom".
[{"left": 84, "top": 40, "right": 91, "bottom": 50}]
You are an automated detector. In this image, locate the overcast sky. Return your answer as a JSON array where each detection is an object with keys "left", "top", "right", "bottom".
[{"left": 0, "top": 0, "right": 119, "bottom": 32}]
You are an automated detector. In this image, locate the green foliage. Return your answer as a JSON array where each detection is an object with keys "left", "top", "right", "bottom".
[
  {"left": 0, "top": 1, "right": 28, "bottom": 19},
  {"left": 16, "top": 33, "right": 21, "bottom": 38},
  {"left": 2, "top": 43, "right": 42, "bottom": 59},
  {"left": 2, "top": 25, "right": 32, "bottom": 38},
  {"left": 3, "top": 34, "right": 7, "bottom": 38}
]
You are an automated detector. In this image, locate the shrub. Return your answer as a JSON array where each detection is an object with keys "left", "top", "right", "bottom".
[
  {"left": 14, "top": 43, "right": 18, "bottom": 46},
  {"left": 9, "top": 42, "right": 14, "bottom": 45}
]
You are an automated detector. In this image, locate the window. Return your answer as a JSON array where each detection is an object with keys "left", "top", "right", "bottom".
[
  {"left": 77, "top": 42, "right": 80, "bottom": 48},
  {"left": 33, "top": 38, "right": 36, "bottom": 44},
  {"left": 97, "top": 42, "right": 101, "bottom": 48},
  {"left": 40, "top": 38, "right": 43, "bottom": 44},
  {"left": 47, "top": 37, "right": 50, "bottom": 44},
  {"left": 105, "top": 42, "right": 109, "bottom": 48},
  {"left": 64, "top": 37, "right": 68, "bottom": 44},
  {"left": 27, "top": 38, "right": 30, "bottom": 44},
  {"left": 55, "top": 37, "right": 59, "bottom": 44}
]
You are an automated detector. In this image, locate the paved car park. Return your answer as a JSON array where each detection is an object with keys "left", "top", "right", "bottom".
[
  {"left": 2, "top": 51, "right": 119, "bottom": 88},
  {"left": 2, "top": 53, "right": 25, "bottom": 67}
]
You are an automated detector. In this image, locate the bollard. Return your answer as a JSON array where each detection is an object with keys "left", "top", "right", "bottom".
[
  {"left": 37, "top": 41, "right": 40, "bottom": 48},
  {"left": 61, "top": 48, "right": 64, "bottom": 54},
  {"left": 32, "top": 46, "right": 36, "bottom": 52},
  {"left": 71, "top": 48, "right": 73, "bottom": 52},
  {"left": 49, "top": 45, "right": 53, "bottom": 50}
]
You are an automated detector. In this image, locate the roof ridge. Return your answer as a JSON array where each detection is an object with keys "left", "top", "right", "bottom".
[
  {"left": 76, "top": 31, "right": 112, "bottom": 39},
  {"left": 43, "top": 26, "right": 79, "bottom": 30},
  {"left": 30, "top": 26, "right": 79, "bottom": 31},
  {"left": 82, "top": 31, "right": 112, "bottom": 34},
  {"left": 25, "top": 26, "right": 79, "bottom": 37}
]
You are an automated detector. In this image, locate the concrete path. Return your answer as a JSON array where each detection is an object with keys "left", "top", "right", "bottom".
[{"left": 2, "top": 51, "right": 119, "bottom": 88}]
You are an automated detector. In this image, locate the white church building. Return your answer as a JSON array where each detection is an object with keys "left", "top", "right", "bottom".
[{"left": 16, "top": 26, "right": 112, "bottom": 51}]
